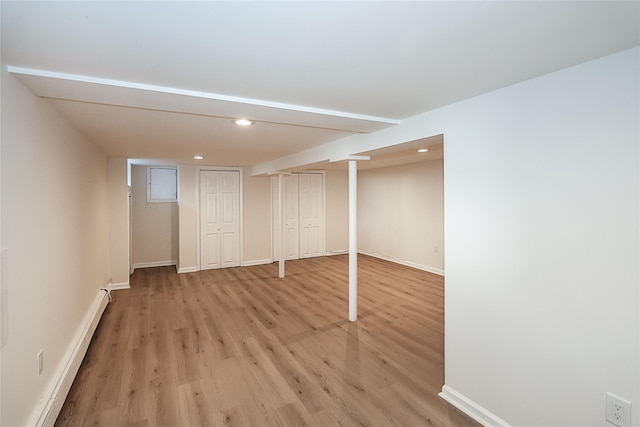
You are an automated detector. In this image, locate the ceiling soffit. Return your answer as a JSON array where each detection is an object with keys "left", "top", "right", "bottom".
[{"left": 8, "top": 66, "right": 400, "bottom": 134}]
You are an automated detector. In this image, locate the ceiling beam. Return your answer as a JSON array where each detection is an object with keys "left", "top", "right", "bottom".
[
  {"left": 251, "top": 108, "right": 445, "bottom": 175},
  {"left": 330, "top": 155, "right": 370, "bottom": 163},
  {"left": 8, "top": 66, "right": 401, "bottom": 134}
]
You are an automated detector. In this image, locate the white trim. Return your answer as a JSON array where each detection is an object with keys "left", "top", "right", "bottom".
[
  {"left": 30, "top": 289, "right": 109, "bottom": 427},
  {"left": 243, "top": 259, "right": 272, "bottom": 267},
  {"left": 177, "top": 266, "right": 198, "bottom": 274},
  {"left": 397, "top": 259, "right": 445, "bottom": 276},
  {"left": 325, "top": 249, "right": 349, "bottom": 256},
  {"left": 108, "top": 282, "right": 130, "bottom": 290},
  {"left": 357, "top": 249, "right": 445, "bottom": 276},
  {"left": 132, "top": 260, "right": 176, "bottom": 270},
  {"left": 439, "top": 385, "right": 511, "bottom": 427}
]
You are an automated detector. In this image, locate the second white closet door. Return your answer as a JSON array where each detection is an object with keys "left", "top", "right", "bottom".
[
  {"left": 272, "top": 173, "right": 324, "bottom": 261},
  {"left": 298, "top": 173, "right": 324, "bottom": 259}
]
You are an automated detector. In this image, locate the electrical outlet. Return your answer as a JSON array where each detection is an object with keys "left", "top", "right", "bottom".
[
  {"left": 37, "top": 350, "right": 44, "bottom": 376},
  {"left": 433, "top": 244, "right": 439, "bottom": 253},
  {"left": 606, "top": 392, "right": 631, "bottom": 427}
]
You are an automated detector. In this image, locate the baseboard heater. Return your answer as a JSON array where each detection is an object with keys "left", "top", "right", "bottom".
[{"left": 30, "top": 288, "right": 110, "bottom": 427}]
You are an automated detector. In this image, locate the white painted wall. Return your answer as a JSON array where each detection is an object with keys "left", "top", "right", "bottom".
[
  {"left": 178, "top": 165, "right": 198, "bottom": 272},
  {"left": 108, "top": 158, "right": 130, "bottom": 286},
  {"left": 439, "top": 47, "right": 639, "bottom": 427},
  {"left": 252, "top": 47, "right": 640, "bottom": 427},
  {"left": 325, "top": 169, "right": 349, "bottom": 254},
  {"left": 131, "top": 164, "right": 178, "bottom": 268},
  {"left": 0, "top": 67, "right": 110, "bottom": 426},
  {"left": 242, "top": 169, "right": 271, "bottom": 265},
  {"left": 358, "top": 160, "right": 444, "bottom": 275},
  {"left": 0, "top": 29, "right": 4, "bottom": 427}
]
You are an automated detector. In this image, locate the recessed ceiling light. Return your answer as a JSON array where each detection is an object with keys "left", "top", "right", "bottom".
[
  {"left": 193, "top": 155, "right": 204, "bottom": 160},
  {"left": 234, "top": 119, "right": 254, "bottom": 126},
  {"left": 418, "top": 148, "right": 429, "bottom": 153}
]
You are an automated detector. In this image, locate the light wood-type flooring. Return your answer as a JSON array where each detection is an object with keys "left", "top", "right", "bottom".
[{"left": 56, "top": 255, "right": 479, "bottom": 427}]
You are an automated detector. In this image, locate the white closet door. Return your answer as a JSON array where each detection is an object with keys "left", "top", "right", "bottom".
[
  {"left": 200, "top": 171, "right": 240, "bottom": 270},
  {"left": 271, "top": 173, "right": 324, "bottom": 262},
  {"left": 299, "top": 173, "right": 324, "bottom": 259},
  {"left": 271, "top": 175, "right": 299, "bottom": 261}
]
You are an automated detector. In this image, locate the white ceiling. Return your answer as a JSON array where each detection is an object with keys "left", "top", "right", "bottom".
[{"left": 2, "top": 1, "right": 638, "bottom": 168}]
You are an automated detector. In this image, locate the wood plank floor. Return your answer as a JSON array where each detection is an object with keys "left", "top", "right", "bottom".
[{"left": 56, "top": 255, "right": 479, "bottom": 427}]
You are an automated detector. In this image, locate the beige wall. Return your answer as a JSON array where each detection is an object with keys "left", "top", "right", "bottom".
[
  {"left": 325, "top": 169, "right": 349, "bottom": 253},
  {"left": 108, "top": 158, "right": 130, "bottom": 285},
  {"left": 131, "top": 164, "right": 178, "bottom": 267},
  {"left": 177, "top": 166, "right": 272, "bottom": 272},
  {"left": 242, "top": 169, "right": 271, "bottom": 264},
  {"left": 1, "top": 67, "right": 110, "bottom": 426},
  {"left": 178, "top": 165, "right": 198, "bottom": 272},
  {"left": 358, "top": 160, "right": 444, "bottom": 274}
]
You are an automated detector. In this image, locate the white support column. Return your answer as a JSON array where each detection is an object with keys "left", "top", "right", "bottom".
[
  {"left": 278, "top": 174, "right": 286, "bottom": 278},
  {"left": 348, "top": 160, "right": 358, "bottom": 322}
]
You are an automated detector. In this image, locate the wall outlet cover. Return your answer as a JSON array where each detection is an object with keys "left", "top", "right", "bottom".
[{"left": 606, "top": 392, "right": 631, "bottom": 427}]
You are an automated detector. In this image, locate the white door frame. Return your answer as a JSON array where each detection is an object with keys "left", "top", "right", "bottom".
[{"left": 196, "top": 166, "right": 244, "bottom": 271}]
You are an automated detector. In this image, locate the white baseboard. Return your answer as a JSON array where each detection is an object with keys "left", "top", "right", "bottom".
[
  {"left": 177, "top": 266, "right": 198, "bottom": 274},
  {"left": 325, "top": 249, "right": 348, "bottom": 256},
  {"left": 30, "top": 289, "right": 110, "bottom": 427},
  {"left": 108, "top": 281, "right": 130, "bottom": 290},
  {"left": 439, "top": 385, "right": 511, "bottom": 427},
  {"left": 357, "top": 250, "right": 445, "bottom": 276},
  {"left": 132, "top": 260, "right": 176, "bottom": 271},
  {"left": 396, "top": 258, "right": 445, "bottom": 276},
  {"left": 243, "top": 259, "right": 272, "bottom": 267}
]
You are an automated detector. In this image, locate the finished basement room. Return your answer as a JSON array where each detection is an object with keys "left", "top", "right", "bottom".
[{"left": 1, "top": 2, "right": 638, "bottom": 427}]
